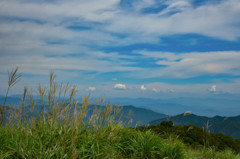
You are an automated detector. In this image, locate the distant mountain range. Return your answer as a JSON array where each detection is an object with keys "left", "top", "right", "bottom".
[
  {"left": 107, "top": 97, "right": 240, "bottom": 116},
  {"left": 2, "top": 95, "right": 240, "bottom": 116},
  {"left": 1, "top": 96, "right": 240, "bottom": 138},
  {"left": 0, "top": 96, "right": 21, "bottom": 106},
  {"left": 149, "top": 113, "right": 240, "bottom": 139}
]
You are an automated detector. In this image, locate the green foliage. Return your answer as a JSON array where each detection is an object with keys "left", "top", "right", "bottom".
[
  {"left": 150, "top": 114, "right": 240, "bottom": 139},
  {"left": 162, "top": 137, "right": 185, "bottom": 159},
  {"left": 139, "top": 121, "right": 240, "bottom": 153},
  {"left": 116, "top": 129, "right": 165, "bottom": 158}
]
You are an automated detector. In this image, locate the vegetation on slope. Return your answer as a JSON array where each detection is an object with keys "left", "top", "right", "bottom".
[
  {"left": 150, "top": 113, "right": 240, "bottom": 139},
  {"left": 139, "top": 121, "right": 240, "bottom": 153}
]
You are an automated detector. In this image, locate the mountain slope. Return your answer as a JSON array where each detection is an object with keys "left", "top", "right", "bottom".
[
  {"left": 149, "top": 113, "right": 240, "bottom": 139},
  {"left": 120, "top": 105, "right": 167, "bottom": 126}
]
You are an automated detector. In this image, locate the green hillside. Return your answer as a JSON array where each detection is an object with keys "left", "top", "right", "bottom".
[
  {"left": 140, "top": 121, "right": 240, "bottom": 153},
  {"left": 150, "top": 113, "right": 240, "bottom": 139}
]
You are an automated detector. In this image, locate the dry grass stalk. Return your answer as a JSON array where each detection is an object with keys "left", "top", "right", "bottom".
[
  {"left": 21, "top": 86, "right": 28, "bottom": 119},
  {"left": 2, "top": 70, "right": 124, "bottom": 141},
  {"left": 0, "top": 67, "right": 21, "bottom": 126},
  {"left": 37, "top": 84, "right": 45, "bottom": 114}
]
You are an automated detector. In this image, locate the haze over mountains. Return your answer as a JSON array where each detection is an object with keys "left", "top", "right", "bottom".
[
  {"left": 1, "top": 95, "right": 240, "bottom": 117},
  {"left": 107, "top": 96, "right": 240, "bottom": 116}
]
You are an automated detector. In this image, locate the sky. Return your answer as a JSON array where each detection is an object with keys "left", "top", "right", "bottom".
[{"left": 0, "top": 0, "right": 240, "bottom": 99}]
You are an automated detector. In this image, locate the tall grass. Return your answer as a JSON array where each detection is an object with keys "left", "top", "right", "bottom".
[
  {"left": 0, "top": 67, "right": 22, "bottom": 126},
  {"left": 0, "top": 68, "right": 240, "bottom": 158}
]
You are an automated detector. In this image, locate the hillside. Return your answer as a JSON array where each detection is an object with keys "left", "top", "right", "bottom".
[
  {"left": 150, "top": 113, "right": 240, "bottom": 139},
  {"left": 119, "top": 105, "right": 167, "bottom": 126},
  {"left": 139, "top": 121, "right": 240, "bottom": 153}
]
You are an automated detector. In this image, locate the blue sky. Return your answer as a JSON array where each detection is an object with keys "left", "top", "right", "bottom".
[{"left": 0, "top": 0, "right": 240, "bottom": 98}]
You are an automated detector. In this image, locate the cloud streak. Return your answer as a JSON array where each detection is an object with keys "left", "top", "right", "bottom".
[{"left": 136, "top": 51, "right": 240, "bottom": 78}]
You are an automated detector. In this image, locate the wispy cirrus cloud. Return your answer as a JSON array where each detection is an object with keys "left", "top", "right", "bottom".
[
  {"left": 0, "top": 53, "right": 139, "bottom": 76},
  {"left": 0, "top": 0, "right": 240, "bottom": 51},
  {"left": 0, "top": 0, "right": 120, "bottom": 23},
  {"left": 135, "top": 51, "right": 240, "bottom": 78},
  {"left": 107, "top": 0, "right": 240, "bottom": 40}
]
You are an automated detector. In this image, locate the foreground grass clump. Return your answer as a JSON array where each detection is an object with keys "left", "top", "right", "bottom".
[
  {"left": 0, "top": 124, "right": 185, "bottom": 158},
  {"left": 1, "top": 123, "right": 239, "bottom": 159},
  {"left": 0, "top": 69, "right": 240, "bottom": 158}
]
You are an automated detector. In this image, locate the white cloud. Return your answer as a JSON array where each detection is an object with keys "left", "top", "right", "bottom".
[
  {"left": 158, "top": 1, "right": 192, "bottom": 16},
  {"left": 0, "top": 52, "right": 139, "bottom": 76},
  {"left": 86, "top": 87, "right": 96, "bottom": 91},
  {"left": 136, "top": 51, "right": 240, "bottom": 78},
  {"left": 140, "top": 85, "right": 147, "bottom": 90},
  {"left": 106, "top": 0, "right": 240, "bottom": 40},
  {"left": 208, "top": 85, "right": 217, "bottom": 93},
  {"left": 0, "top": 0, "right": 120, "bottom": 23},
  {"left": 114, "top": 83, "right": 127, "bottom": 90},
  {"left": 168, "top": 89, "right": 175, "bottom": 93},
  {"left": 152, "top": 88, "right": 159, "bottom": 93},
  {"left": 0, "top": 0, "right": 239, "bottom": 48}
]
